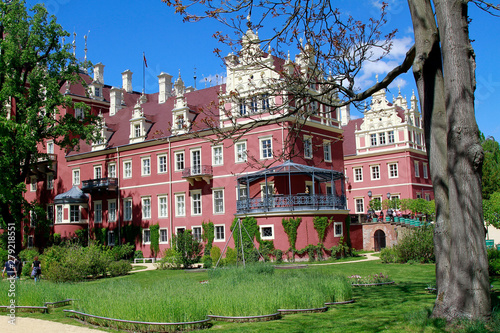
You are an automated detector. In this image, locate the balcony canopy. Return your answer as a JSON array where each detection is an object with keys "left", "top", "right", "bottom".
[
  {"left": 54, "top": 186, "right": 89, "bottom": 204},
  {"left": 237, "top": 160, "right": 344, "bottom": 185}
]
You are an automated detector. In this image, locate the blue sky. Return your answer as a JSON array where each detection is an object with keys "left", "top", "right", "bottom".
[{"left": 30, "top": 0, "right": 500, "bottom": 141}]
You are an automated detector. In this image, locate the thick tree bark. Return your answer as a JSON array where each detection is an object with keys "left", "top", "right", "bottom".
[
  {"left": 408, "top": 0, "right": 490, "bottom": 321},
  {"left": 432, "top": 0, "right": 490, "bottom": 320}
]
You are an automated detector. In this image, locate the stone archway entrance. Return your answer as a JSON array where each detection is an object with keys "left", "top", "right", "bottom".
[{"left": 374, "top": 229, "right": 386, "bottom": 251}]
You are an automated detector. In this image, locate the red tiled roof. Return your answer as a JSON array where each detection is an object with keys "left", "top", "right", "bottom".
[{"left": 342, "top": 118, "right": 363, "bottom": 157}]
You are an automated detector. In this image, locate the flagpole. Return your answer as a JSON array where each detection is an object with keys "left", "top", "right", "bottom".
[{"left": 142, "top": 52, "right": 145, "bottom": 94}]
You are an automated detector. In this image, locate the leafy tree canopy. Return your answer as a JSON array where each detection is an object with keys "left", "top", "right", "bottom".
[{"left": 480, "top": 133, "right": 500, "bottom": 200}]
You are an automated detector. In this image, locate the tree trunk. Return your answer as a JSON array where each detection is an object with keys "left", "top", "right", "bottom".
[{"left": 431, "top": 0, "right": 490, "bottom": 320}]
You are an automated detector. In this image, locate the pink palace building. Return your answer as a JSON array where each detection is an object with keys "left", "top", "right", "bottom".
[{"left": 23, "top": 30, "right": 351, "bottom": 257}]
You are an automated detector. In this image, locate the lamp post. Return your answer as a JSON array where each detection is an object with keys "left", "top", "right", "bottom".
[{"left": 386, "top": 192, "right": 393, "bottom": 222}]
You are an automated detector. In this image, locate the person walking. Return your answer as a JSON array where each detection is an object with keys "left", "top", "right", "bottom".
[
  {"left": 2, "top": 258, "right": 17, "bottom": 278},
  {"left": 31, "top": 256, "right": 41, "bottom": 282}
]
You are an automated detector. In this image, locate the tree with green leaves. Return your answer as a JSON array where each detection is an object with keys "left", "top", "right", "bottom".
[
  {"left": 0, "top": 1, "right": 99, "bottom": 247},
  {"left": 480, "top": 134, "right": 500, "bottom": 200},
  {"left": 484, "top": 192, "right": 500, "bottom": 229}
]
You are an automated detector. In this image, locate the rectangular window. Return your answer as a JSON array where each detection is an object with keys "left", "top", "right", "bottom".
[
  {"left": 261, "top": 183, "right": 274, "bottom": 199},
  {"left": 250, "top": 96, "right": 258, "bottom": 113},
  {"left": 94, "top": 165, "right": 102, "bottom": 179},
  {"left": 70, "top": 205, "right": 80, "bottom": 223},
  {"left": 175, "top": 193, "right": 185, "bottom": 217},
  {"left": 142, "top": 197, "right": 151, "bottom": 219},
  {"left": 47, "top": 174, "right": 54, "bottom": 190},
  {"left": 176, "top": 227, "right": 186, "bottom": 235},
  {"left": 191, "top": 190, "right": 202, "bottom": 215},
  {"left": 239, "top": 99, "right": 247, "bottom": 115},
  {"left": 414, "top": 161, "right": 420, "bottom": 177},
  {"left": 260, "top": 225, "right": 274, "bottom": 240},
  {"left": 47, "top": 141, "right": 54, "bottom": 154},
  {"left": 143, "top": 229, "right": 151, "bottom": 244},
  {"left": 108, "top": 200, "right": 117, "bottom": 222},
  {"left": 238, "top": 186, "right": 248, "bottom": 200},
  {"left": 123, "top": 161, "right": 132, "bottom": 178},
  {"left": 158, "top": 195, "right": 168, "bottom": 218},
  {"left": 56, "top": 205, "right": 63, "bottom": 223},
  {"left": 193, "top": 226, "right": 202, "bottom": 241},
  {"left": 158, "top": 155, "right": 167, "bottom": 173},
  {"left": 261, "top": 94, "right": 270, "bottom": 110},
  {"left": 354, "top": 167, "right": 363, "bottom": 182},
  {"left": 323, "top": 142, "right": 332, "bottom": 162},
  {"left": 108, "top": 231, "right": 115, "bottom": 246},
  {"left": 355, "top": 198, "right": 364, "bottom": 213},
  {"left": 47, "top": 205, "right": 54, "bottom": 225},
  {"left": 213, "top": 189, "right": 224, "bottom": 214},
  {"left": 134, "top": 124, "right": 141, "bottom": 138},
  {"left": 30, "top": 177, "right": 37, "bottom": 192},
  {"left": 75, "top": 108, "right": 84, "bottom": 119},
  {"left": 191, "top": 150, "right": 201, "bottom": 175},
  {"left": 160, "top": 229, "right": 168, "bottom": 243},
  {"left": 72, "top": 169, "right": 80, "bottom": 185},
  {"left": 27, "top": 236, "right": 34, "bottom": 248},
  {"left": 108, "top": 163, "right": 116, "bottom": 178},
  {"left": 371, "top": 165, "right": 380, "bottom": 180},
  {"left": 175, "top": 151, "right": 184, "bottom": 171},
  {"left": 124, "top": 198, "right": 132, "bottom": 221},
  {"left": 142, "top": 157, "right": 151, "bottom": 176},
  {"left": 94, "top": 201, "right": 102, "bottom": 224},
  {"left": 304, "top": 137, "right": 312, "bottom": 159},
  {"left": 388, "top": 163, "right": 398, "bottom": 178},
  {"left": 260, "top": 138, "right": 272, "bottom": 159},
  {"left": 215, "top": 225, "right": 225, "bottom": 241},
  {"left": 388, "top": 131, "right": 395, "bottom": 143},
  {"left": 370, "top": 133, "right": 377, "bottom": 146},
  {"left": 334, "top": 222, "right": 343, "bottom": 237},
  {"left": 235, "top": 142, "right": 247, "bottom": 163},
  {"left": 212, "top": 146, "right": 223, "bottom": 166},
  {"left": 379, "top": 132, "right": 386, "bottom": 145},
  {"left": 423, "top": 163, "right": 428, "bottom": 179}
]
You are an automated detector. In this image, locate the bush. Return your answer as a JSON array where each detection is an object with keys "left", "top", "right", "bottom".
[
  {"left": 172, "top": 230, "right": 203, "bottom": 268},
  {"left": 19, "top": 248, "right": 39, "bottom": 262},
  {"left": 225, "top": 247, "right": 237, "bottom": 265},
  {"left": 108, "top": 260, "right": 132, "bottom": 277},
  {"left": 0, "top": 248, "right": 8, "bottom": 264},
  {"left": 110, "top": 243, "right": 135, "bottom": 261},
  {"left": 396, "top": 224, "right": 434, "bottom": 263},
  {"left": 210, "top": 246, "right": 222, "bottom": 265},
  {"left": 380, "top": 247, "right": 400, "bottom": 263},
  {"left": 134, "top": 250, "right": 144, "bottom": 259},
  {"left": 201, "top": 255, "right": 212, "bottom": 269},
  {"left": 488, "top": 248, "right": 500, "bottom": 276},
  {"left": 157, "top": 248, "right": 182, "bottom": 270}
]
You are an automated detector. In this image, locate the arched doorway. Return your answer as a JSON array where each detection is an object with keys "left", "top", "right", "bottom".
[{"left": 374, "top": 230, "right": 386, "bottom": 251}]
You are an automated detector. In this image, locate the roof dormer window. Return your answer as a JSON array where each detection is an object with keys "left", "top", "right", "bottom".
[
  {"left": 135, "top": 124, "right": 141, "bottom": 138},
  {"left": 95, "top": 87, "right": 101, "bottom": 98}
]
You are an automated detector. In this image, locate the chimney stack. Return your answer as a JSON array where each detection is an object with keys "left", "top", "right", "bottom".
[
  {"left": 122, "top": 69, "right": 133, "bottom": 93},
  {"left": 110, "top": 87, "right": 123, "bottom": 116},
  {"left": 93, "top": 63, "right": 105, "bottom": 84},
  {"left": 158, "top": 72, "right": 173, "bottom": 104}
]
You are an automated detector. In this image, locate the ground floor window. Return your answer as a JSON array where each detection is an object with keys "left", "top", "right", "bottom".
[
  {"left": 260, "top": 225, "right": 274, "bottom": 240},
  {"left": 160, "top": 228, "right": 168, "bottom": 243},
  {"left": 70, "top": 205, "right": 80, "bottom": 222},
  {"left": 193, "top": 226, "right": 202, "bottom": 241},
  {"left": 143, "top": 229, "right": 151, "bottom": 244},
  {"left": 215, "top": 225, "right": 225, "bottom": 241},
  {"left": 334, "top": 222, "right": 343, "bottom": 237}
]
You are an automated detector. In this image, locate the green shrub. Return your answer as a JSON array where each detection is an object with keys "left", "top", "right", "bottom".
[
  {"left": 274, "top": 249, "right": 283, "bottom": 263},
  {"left": 172, "top": 230, "right": 203, "bottom": 268},
  {"left": 157, "top": 248, "right": 182, "bottom": 269},
  {"left": 134, "top": 250, "right": 144, "bottom": 259},
  {"left": 19, "top": 248, "right": 40, "bottom": 262},
  {"left": 110, "top": 243, "right": 134, "bottom": 261},
  {"left": 380, "top": 247, "right": 400, "bottom": 263},
  {"left": 210, "top": 246, "right": 222, "bottom": 265},
  {"left": 225, "top": 247, "right": 238, "bottom": 265},
  {"left": 259, "top": 240, "right": 275, "bottom": 262},
  {"left": 0, "top": 248, "right": 8, "bottom": 264},
  {"left": 488, "top": 248, "right": 500, "bottom": 275},
  {"left": 22, "top": 263, "right": 32, "bottom": 277},
  {"left": 396, "top": 224, "right": 434, "bottom": 263},
  {"left": 201, "top": 255, "right": 212, "bottom": 269},
  {"left": 108, "top": 260, "right": 132, "bottom": 277}
]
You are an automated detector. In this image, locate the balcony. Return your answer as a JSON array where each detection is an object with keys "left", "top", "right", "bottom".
[
  {"left": 28, "top": 154, "right": 58, "bottom": 177},
  {"left": 236, "top": 194, "right": 346, "bottom": 214},
  {"left": 182, "top": 165, "right": 213, "bottom": 185},
  {"left": 82, "top": 177, "right": 118, "bottom": 193}
]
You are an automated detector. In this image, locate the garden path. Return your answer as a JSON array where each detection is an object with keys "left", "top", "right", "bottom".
[
  {"left": 311, "top": 252, "right": 380, "bottom": 266},
  {"left": 1, "top": 315, "right": 103, "bottom": 332}
]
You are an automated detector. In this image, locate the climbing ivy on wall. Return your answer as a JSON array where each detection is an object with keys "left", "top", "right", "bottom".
[
  {"left": 231, "top": 216, "right": 261, "bottom": 263},
  {"left": 313, "top": 216, "right": 332, "bottom": 244},
  {"left": 149, "top": 224, "right": 160, "bottom": 258},
  {"left": 282, "top": 217, "right": 302, "bottom": 254},
  {"left": 202, "top": 221, "right": 215, "bottom": 256}
]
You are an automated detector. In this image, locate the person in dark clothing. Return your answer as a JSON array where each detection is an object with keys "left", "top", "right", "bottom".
[
  {"left": 14, "top": 256, "right": 23, "bottom": 279},
  {"left": 31, "top": 256, "right": 41, "bottom": 282},
  {"left": 2, "top": 258, "right": 16, "bottom": 278}
]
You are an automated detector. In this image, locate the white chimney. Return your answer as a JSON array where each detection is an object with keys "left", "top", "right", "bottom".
[
  {"left": 341, "top": 105, "right": 351, "bottom": 126},
  {"left": 93, "top": 63, "right": 105, "bottom": 84},
  {"left": 109, "top": 87, "right": 122, "bottom": 116},
  {"left": 122, "top": 69, "right": 133, "bottom": 93},
  {"left": 158, "top": 72, "right": 173, "bottom": 104}
]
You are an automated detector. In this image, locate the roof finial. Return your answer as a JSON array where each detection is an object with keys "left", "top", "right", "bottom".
[
  {"left": 193, "top": 67, "right": 197, "bottom": 90},
  {"left": 84, "top": 31, "right": 89, "bottom": 63},
  {"left": 72, "top": 30, "right": 76, "bottom": 56},
  {"left": 375, "top": 74, "right": 379, "bottom": 83},
  {"left": 398, "top": 84, "right": 401, "bottom": 95}
]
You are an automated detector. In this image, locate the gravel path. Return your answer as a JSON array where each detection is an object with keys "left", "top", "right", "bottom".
[{"left": 1, "top": 315, "right": 104, "bottom": 332}]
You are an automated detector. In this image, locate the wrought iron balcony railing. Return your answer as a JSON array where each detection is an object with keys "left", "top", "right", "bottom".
[
  {"left": 82, "top": 177, "right": 118, "bottom": 193},
  {"left": 182, "top": 165, "right": 213, "bottom": 185},
  {"left": 236, "top": 194, "right": 346, "bottom": 213}
]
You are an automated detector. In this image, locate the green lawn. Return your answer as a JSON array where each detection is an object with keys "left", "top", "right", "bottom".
[{"left": 2, "top": 260, "right": 499, "bottom": 332}]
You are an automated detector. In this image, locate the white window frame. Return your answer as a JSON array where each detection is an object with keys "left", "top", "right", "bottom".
[
  {"left": 191, "top": 148, "right": 202, "bottom": 175},
  {"left": 323, "top": 141, "right": 332, "bottom": 162},
  {"left": 47, "top": 140, "right": 54, "bottom": 154},
  {"left": 56, "top": 205, "right": 63, "bottom": 223},
  {"left": 388, "top": 163, "right": 399, "bottom": 178},
  {"left": 72, "top": 168, "right": 80, "bottom": 185},
  {"left": 192, "top": 226, "right": 202, "bottom": 241},
  {"left": 108, "top": 230, "right": 115, "bottom": 246},
  {"left": 213, "top": 188, "right": 225, "bottom": 214},
  {"left": 260, "top": 137, "right": 273, "bottom": 160},
  {"left": 304, "top": 136, "right": 312, "bottom": 159},
  {"left": 134, "top": 123, "right": 141, "bottom": 138},
  {"left": 414, "top": 161, "right": 420, "bottom": 177},
  {"left": 158, "top": 154, "right": 168, "bottom": 174},
  {"left": 158, "top": 195, "right": 168, "bottom": 218},
  {"left": 334, "top": 222, "right": 343, "bottom": 237},
  {"left": 108, "top": 199, "right": 117, "bottom": 222},
  {"left": 124, "top": 198, "right": 132, "bottom": 221},
  {"left": 70, "top": 205, "right": 80, "bottom": 223},
  {"left": 159, "top": 228, "right": 168, "bottom": 244},
  {"left": 353, "top": 167, "right": 363, "bottom": 182},
  {"left": 388, "top": 130, "right": 395, "bottom": 144},
  {"left": 108, "top": 163, "right": 116, "bottom": 178},
  {"left": 238, "top": 185, "right": 248, "bottom": 200},
  {"left": 143, "top": 229, "right": 151, "bottom": 244},
  {"left": 94, "top": 201, "right": 102, "bottom": 224},
  {"left": 191, "top": 190, "right": 202, "bottom": 216},
  {"left": 370, "top": 133, "right": 377, "bottom": 146},
  {"left": 142, "top": 196, "right": 151, "bottom": 220},
  {"left": 174, "top": 151, "right": 185, "bottom": 171},
  {"left": 378, "top": 132, "right": 386, "bottom": 145},
  {"left": 47, "top": 173, "right": 54, "bottom": 190},
  {"left": 212, "top": 145, "right": 224, "bottom": 166},
  {"left": 75, "top": 107, "right": 84, "bottom": 120},
  {"left": 47, "top": 204, "right": 54, "bottom": 226},
  {"left": 175, "top": 193, "right": 186, "bottom": 217},
  {"left": 30, "top": 177, "right": 37, "bottom": 192},
  {"left": 94, "top": 165, "right": 102, "bottom": 179},
  {"left": 235, "top": 141, "right": 247, "bottom": 163},
  {"left": 355, "top": 198, "right": 364, "bottom": 214},
  {"left": 214, "top": 224, "right": 226, "bottom": 242},
  {"left": 371, "top": 165, "right": 381, "bottom": 180},
  {"left": 260, "top": 225, "right": 274, "bottom": 240},
  {"left": 123, "top": 160, "right": 132, "bottom": 179},
  {"left": 260, "top": 182, "right": 274, "bottom": 199},
  {"left": 423, "top": 163, "right": 428, "bottom": 179},
  {"left": 141, "top": 156, "right": 151, "bottom": 176},
  {"left": 176, "top": 227, "right": 186, "bottom": 235}
]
